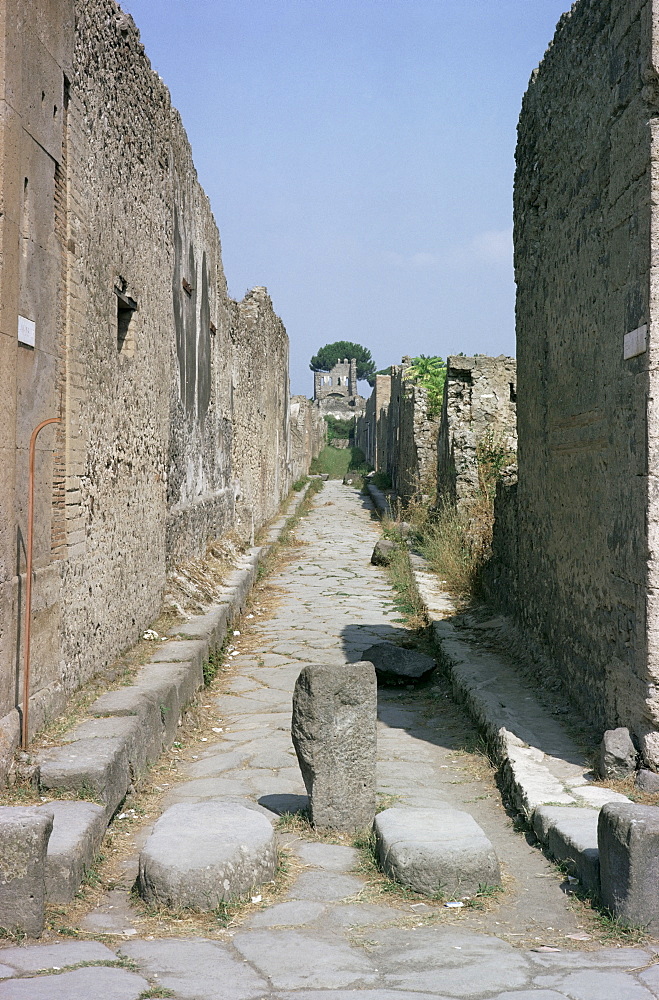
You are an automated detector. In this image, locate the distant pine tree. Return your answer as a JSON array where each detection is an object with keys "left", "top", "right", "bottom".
[{"left": 309, "top": 342, "right": 376, "bottom": 386}]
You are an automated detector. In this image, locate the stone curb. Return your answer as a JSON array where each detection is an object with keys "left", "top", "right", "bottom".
[
  {"left": 366, "top": 481, "right": 629, "bottom": 899},
  {"left": 0, "top": 484, "right": 312, "bottom": 933}
]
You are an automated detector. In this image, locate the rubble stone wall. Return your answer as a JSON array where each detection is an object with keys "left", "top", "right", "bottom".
[
  {"left": 387, "top": 366, "right": 440, "bottom": 504},
  {"left": 437, "top": 355, "right": 517, "bottom": 509},
  {"left": 488, "top": 0, "right": 659, "bottom": 761},
  {"left": 0, "top": 0, "right": 317, "bottom": 755},
  {"left": 355, "top": 374, "right": 391, "bottom": 471},
  {"left": 289, "top": 396, "right": 325, "bottom": 485}
]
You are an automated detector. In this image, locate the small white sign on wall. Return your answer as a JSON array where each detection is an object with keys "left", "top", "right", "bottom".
[
  {"left": 18, "top": 315, "right": 36, "bottom": 348},
  {"left": 623, "top": 324, "right": 647, "bottom": 360}
]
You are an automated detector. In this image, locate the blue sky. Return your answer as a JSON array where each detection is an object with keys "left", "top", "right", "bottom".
[{"left": 122, "top": 0, "right": 572, "bottom": 396}]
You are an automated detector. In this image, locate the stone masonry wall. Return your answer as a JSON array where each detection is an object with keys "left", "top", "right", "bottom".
[
  {"left": 289, "top": 396, "right": 325, "bottom": 486},
  {"left": 386, "top": 364, "right": 440, "bottom": 505},
  {"left": 437, "top": 355, "right": 517, "bottom": 509},
  {"left": 355, "top": 374, "right": 391, "bottom": 471},
  {"left": 356, "top": 361, "right": 439, "bottom": 504},
  {"left": 0, "top": 0, "right": 317, "bottom": 758},
  {"left": 490, "top": 0, "right": 659, "bottom": 762},
  {"left": 230, "top": 288, "right": 290, "bottom": 542}
]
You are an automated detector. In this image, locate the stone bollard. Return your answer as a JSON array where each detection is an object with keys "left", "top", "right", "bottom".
[
  {"left": 598, "top": 802, "right": 659, "bottom": 932},
  {"left": 292, "top": 662, "right": 377, "bottom": 831},
  {"left": 0, "top": 806, "right": 53, "bottom": 937}
]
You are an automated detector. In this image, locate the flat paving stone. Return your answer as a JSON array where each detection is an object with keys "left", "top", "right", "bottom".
[
  {"left": 533, "top": 970, "right": 654, "bottom": 999},
  {"left": 325, "top": 903, "right": 407, "bottom": 927},
  {"left": 0, "top": 966, "right": 149, "bottom": 1000},
  {"left": 295, "top": 842, "right": 359, "bottom": 871},
  {"left": 277, "top": 993, "right": 452, "bottom": 1000},
  {"left": 185, "top": 750, "right": 252, "bottom": 777},
  {"left": 121, "top": 938, "right": 268, "bottom": 1000},
  {"left": 287, "top": 870, "right": 365, "bottom": 901},
  {"left": 365, "top": 928, "right": 531, "bottom": 997},
  {"left": 0, "top": 940, "right": 116, "bottom": 973},
  {"left": 249, "top": 899, "right": 326, "bottom": 926},
  {"left": 163, "top": 776, "right": 253, "bottom": 801},
  {"left": 233, "top": 928, "right": 379, "bottom": 990},
  {"left": 492, "top": 993, "right": 571, "bottom": 1000}
]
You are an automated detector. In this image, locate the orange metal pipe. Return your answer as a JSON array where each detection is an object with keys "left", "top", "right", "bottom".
[{"left": 22, "top": 417, "right": 60, "bottom": 750}]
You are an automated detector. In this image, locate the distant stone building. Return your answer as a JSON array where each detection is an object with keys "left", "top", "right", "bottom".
[{"left": 313, "top": 359, "right": 366, "bottom": 420}]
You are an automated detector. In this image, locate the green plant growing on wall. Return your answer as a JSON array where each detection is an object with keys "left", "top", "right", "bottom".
[
  {"left": 310, "top": 342, "right": 377, "bottom": 385},
  {"left": 404, "top": 355, "right": 447, "bottom": 417}
]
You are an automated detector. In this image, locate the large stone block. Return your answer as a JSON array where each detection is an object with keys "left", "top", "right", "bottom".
[
  {"left": 138, "top": 801, "right": 276, "bottom": 910},
  {"left": 532, "top": 805, "right": 600, "bottom": 893},
  {"left": 598, "top": 802, "right": 659, "bottom": 931},
  {"left": 38, "top": 737, "right": 130, "bottom": 819},
  {"left": 63, "top": 715, "right": 149, "bottom": 782},
  {"left": 598, "top": 728, "right": 637, "bottom": 780},
  {"left": 374, "top": 806, "right": 501, "bottom": 897},
  {"left": 0, "top": 806, "right": 53, "bottom": 937},
  {"left": 371, "top": 540, "right": 396, "bottom": 566},
  {"left": 88, "top": 686, "right": 164, "bottom": 766},
  {"left": 39, "top": 800, "right": 106, "bottom": 903},
  {"left": 292, "top": 662, "right": 377, "bottom": 831},
  {"left": 361, "top": 643, "right": 435, "bottom": 683}
]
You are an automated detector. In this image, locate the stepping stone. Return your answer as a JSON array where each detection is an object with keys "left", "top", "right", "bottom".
[
  {"left": 138, "top": 801, "right": 276, "bottom": 910},
  {"left": 292, "top": 662, "right": 377, "bottom": 831},
  {"left": 0, "top": 807, "right": 53, "bottom": 937},
  {"left": 532, "top": 805, "right": 599, "bottom": 893},
  {"left": 374, "top": 806, "right": 501, "bottom": 897},
  {"left": 39, "top": 800, "right": 106, "bottom": 903},
  {"left": 361, "top": 643, "right": 435, "bottom": 683}
]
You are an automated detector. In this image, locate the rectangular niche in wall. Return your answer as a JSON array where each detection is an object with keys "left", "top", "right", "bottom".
[{"left": 115, "top": 285, "right": 138, "bottom": 356}]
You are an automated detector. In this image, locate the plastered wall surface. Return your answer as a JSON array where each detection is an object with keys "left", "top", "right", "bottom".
[
  {"left": 437, "top": 355, "right": 517, "bottom": 509},
  {"left": 0, "top": 0, "right": 319, "bottom": 762},
  {"left": 499, "top": 0, "right": 659, "bottom": 761}
]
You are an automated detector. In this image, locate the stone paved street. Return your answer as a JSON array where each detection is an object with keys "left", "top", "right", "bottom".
[{"left": 1, "top": 482, "right": 658, "bottom": 998}]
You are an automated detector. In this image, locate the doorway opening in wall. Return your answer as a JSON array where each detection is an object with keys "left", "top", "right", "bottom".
[{"left": 115, "top": 283, "right": 137, "bottom": 356}]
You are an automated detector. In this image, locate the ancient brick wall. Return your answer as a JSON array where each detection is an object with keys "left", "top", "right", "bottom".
[
  {"left": 490, "top": 0, "right": 659, "bottom": 763},
  {"left": 437, "top": 355, "right": 517, "bottom": 509},
  {"left": 0, "top": 0, "right": 317, "bottom": 753}
]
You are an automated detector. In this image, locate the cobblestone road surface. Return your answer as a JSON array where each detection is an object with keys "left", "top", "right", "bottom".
[{"left": 1, "top": 482, "right": 657, "bottom": 998}]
